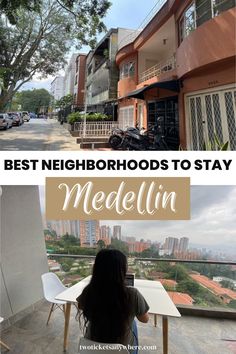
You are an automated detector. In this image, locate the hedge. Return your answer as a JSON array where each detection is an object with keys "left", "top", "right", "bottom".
[{"left": 67, "top": 112, "right": 112, "bottom": 124}]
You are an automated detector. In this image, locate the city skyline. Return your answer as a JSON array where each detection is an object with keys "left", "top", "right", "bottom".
[{"left": 40, "top": 186, "right": 236, "bottom": 251}]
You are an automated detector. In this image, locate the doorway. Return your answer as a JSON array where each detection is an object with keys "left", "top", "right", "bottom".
[{"left": 148, "top": 96, "right": 179, "bottom": 149}]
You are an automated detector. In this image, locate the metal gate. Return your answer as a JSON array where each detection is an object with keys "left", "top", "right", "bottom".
[{"left": 186, "top": 86, "right": 236, "bottom": 150}]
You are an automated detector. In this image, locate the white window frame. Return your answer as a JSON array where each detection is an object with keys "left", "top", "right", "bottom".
[{"left": 119, "top": 106, "right": 135, "bottom": 129}]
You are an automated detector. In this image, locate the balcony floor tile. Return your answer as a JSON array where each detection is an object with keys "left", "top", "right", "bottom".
[{"left": 1, "top": 302, "right": 236, "bottom": 354}]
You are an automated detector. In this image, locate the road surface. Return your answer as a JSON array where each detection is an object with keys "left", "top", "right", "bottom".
[{"left": 0, "top": 119, "right": 80, "bottom": 151}]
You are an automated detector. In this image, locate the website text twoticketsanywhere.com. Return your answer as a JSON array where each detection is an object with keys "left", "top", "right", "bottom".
[{"left": 78, "top": 344, "right": 158, "bottom": 352}]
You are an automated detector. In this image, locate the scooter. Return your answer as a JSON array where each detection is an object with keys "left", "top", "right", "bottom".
[
  {"left": 109, "top": 125, "right": 169, "bottom": 150},
  {"left": 108, "top": 127, "right": 127, "bottom": 150}
]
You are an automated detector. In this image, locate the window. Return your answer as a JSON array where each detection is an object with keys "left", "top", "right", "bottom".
[
  {"left": 120, "top": 62, "right": 135, "bottom": 79},
  {"left": 196, "top": 0, "right": 212, "bottom": 27},
  {"left": 88, "top": 64, "right": 92, "bottom": 76},
  {"left": 119, "top": 106, "right": 134, "bottom": 128},
  {"left": 213, "top": 0, "right": 235, "bottom": 16},
  {"left": 180, "top": 0, "right": 235, "bottom": 42},
  {"left": 179, "top": 3, "right": 196, "bottom": 42}
]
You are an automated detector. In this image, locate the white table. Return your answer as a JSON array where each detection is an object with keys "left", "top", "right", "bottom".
[{"left": 56, "top": 277, "right": 181, "bottom": 354}]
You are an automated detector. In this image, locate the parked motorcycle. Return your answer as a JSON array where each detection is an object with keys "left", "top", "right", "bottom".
[
  {"left": 108, "top": 127, "right": 127, "bottom": 150},
  {"left": 108, "top": 125, "right": 169, "bottom": 151}
]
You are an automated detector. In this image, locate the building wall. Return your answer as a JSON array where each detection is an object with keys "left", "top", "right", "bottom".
[
  {"left": 64, "top": 53, "right": 78, "bottom": 96},
  {"left": 117, "top": 53, "right": 138, "bottom": 98},
  {"left": 179, "top": 58, "right": 236, "bottom": 148},
  {"left": 176, "top": 8, "right": 236, "bottom": 79},
  {"left": 115, "top": 1, "right": 236, "bottom": 148},
  {"left": 0, "top": 186, "right": 48, "bottom": 320},
  {"left": 80, "top": 220, "right": 100, "bottom": 247},
  {"left": 51, "top": 76, "right": 64, "bottom": 101},
  {"left": 74, "top": 54, "right": 86, "bottom": 106}
]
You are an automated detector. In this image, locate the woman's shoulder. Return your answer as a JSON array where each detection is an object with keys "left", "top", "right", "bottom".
[{"left": 126, "top": 286, "right": 140, "bottom": 298}]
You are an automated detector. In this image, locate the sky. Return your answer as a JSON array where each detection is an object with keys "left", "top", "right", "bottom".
[
  {"left": 39, "top": 186, "right": 236, "bottom": 252},
  {"left": 21, "top": 0, "right": 159, "bottom": 92}
]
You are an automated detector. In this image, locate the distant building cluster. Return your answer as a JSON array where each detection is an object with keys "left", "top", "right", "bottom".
[
  {"left": 46, "top": 220, "right": 125, "bottom": 248},
  {"left": 159, "top": 237, "right": 191, "bottom": 258},
  {"left": 45, "top": 220, "right": 227, "bottom": 261}
]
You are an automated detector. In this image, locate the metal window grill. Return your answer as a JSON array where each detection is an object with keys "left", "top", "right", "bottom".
[
  {"left": 212, "top": 94, "right": 224, "bottom": 144},
  {"left": 224, "top": 91, "right": 236, "bottom": 150},
  {"left": 205, "top": 95, "right": 216, "bottom": 149}
]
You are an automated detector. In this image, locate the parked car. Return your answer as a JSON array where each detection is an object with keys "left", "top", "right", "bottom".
[
  {"left": 0, "top": 113, "right": 13, "bottom": 130},
  {"left": 29, "top": 112, "right": 37, "bottom": 119},
  {"left": 22, "top": 111, "right": 30, "bottom": 122},
  {"left": 8, "top": 112, "right": 24, "bottom": 126}
]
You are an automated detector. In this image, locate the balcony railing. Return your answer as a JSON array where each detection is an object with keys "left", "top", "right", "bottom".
[
  {"left": 139, "top": 55, "right": 176, "bottom": 83},
  {"left": 47, "top": 253, "right": 236, "bottom": 315},
  {"left": 73, "top": 121, "right": 120, "bottom": 137}
]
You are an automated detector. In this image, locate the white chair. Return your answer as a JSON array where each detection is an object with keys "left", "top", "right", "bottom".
[
  {"left": 0, "top": 317, "right": 10, "bottom": 351},
  {"left": 78, "top": 338, "right": 129, "bottom": 354},
  {"left": 41, "top": 272, "right": 67, "bottom": 325}
]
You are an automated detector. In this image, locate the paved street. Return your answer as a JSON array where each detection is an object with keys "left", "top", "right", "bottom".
[{"left": 0, "top": 119, "right": 80, "bottom": 151}]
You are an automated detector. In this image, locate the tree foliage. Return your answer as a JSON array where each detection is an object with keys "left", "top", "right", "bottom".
[
  {"left": 0, "top": 0, "right": 111, "bottom": 111},
  {"left": 56, "top": 94, "right": 74, "bottom": 109},
  {"left": 107, "top": 238, "right": 129, "bottom": 255},
  {"left": 177, "top": 279, "right": 200, "bottom": 296},
  {"left": 61, "top": 233, "right": 80, "bottom": 246},
  {"left": 15, "top": 89, "right": 52, "bottom": 113},
  {"left": 97, "top": 239, "right": 106, "bottom": 250}
]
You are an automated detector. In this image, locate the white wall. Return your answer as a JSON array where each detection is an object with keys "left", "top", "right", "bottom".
[{"left": 0, "top": 186, "right": 48, "bottom": 319}]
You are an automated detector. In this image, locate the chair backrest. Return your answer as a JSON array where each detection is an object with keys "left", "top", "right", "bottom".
[
  {"left": 41, "top": 272, "right": 66, "bottom": 302},
  {"left": 78, "top": 338, "right": 129, "bottom": 354}
]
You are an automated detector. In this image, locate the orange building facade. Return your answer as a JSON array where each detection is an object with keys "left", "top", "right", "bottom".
[{"left": 116, "top": 0, "right": 236, "bottom": 150}]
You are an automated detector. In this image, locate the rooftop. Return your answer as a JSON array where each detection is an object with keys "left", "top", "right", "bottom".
[
  {"left": 1, "top": 302, "right": 236, "bottom": 354},
  {"left": 191, "top": 274, "right": 236, "bottom": 300},
  {"left": 167, "top": 292, "right": 194, "bottom": 306}
]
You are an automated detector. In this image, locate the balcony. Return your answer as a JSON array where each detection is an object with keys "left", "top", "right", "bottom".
[
  {"left": 2, "top": 296, "right": 236, "bottom": 354},
  {"left": 1, "top": 253, "right": 236, "bottom": 353},
  {"left": 139, "top": 56, "right": 176, "bottom": 84},
  {"left": 1, "top": 305, "right": 236, "bottom": 354}
]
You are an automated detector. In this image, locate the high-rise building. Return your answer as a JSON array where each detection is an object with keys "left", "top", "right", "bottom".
[
  {"left": 113, "top": 225, "right": 121, "bottom": 240},
  {"left": 64, "top": 53, "right": 78, "bottom": 96},
  {"left": 164, "top": 237, "right": 179, "bottom": 255},
  {"left": 47, "top": 220, "right": 80, "bottom": 238},
  {"left": 70, "top": 220, "right": 80, "bottom": 238},
  {"left": 80, "top": 220, "right": 100, "bottom": 247},
  {"left": 51, "top": 76, "right": 64, "bottom": 101},
  {"left": 100, "top": 225, "right": 111, "bottom": 245},
  {"left": 179, "top": 237, "right": 189, "bottom": 252}
]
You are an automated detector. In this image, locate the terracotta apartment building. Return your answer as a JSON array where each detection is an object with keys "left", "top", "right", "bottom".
[{"left": 116, "top": 0, "right": 236, "bottom": 150}]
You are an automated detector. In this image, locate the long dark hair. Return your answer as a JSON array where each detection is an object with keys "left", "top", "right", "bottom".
[{"left": 77, "top": 249, "right": 131, "bottom": 343}]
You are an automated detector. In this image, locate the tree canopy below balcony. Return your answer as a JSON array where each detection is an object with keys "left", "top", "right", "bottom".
[{"left": 0, "top": 0, "right": 111, "bottom": 111}]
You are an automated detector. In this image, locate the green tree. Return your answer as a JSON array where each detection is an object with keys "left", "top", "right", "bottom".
[
  {"left": 228, "top": 300, "right": 236, "bottom": 309},
  {"left": 166, "top": 264, "right": 189, "bottom": 282},
  {"left": 16, "top": 89, "right": 52, "bottom": 114},
  {"left": 59, "top": 257, "right": 74, "bottom": 272},
  {"left": 177, "top": 279, "right": 200, "bottom": 296},
  {"left": 220, "top": 280, "right": 235, "bottom": 290},
  {"left": 0, "top": 0, "right": 111, "bottom": 111},
  {"left": 97, "top": 239, "right": 106, "bottom": 250},
  {"left": 139, "top": 245, "right": 159, "bottom": 258},
  {"left": 107, "top": 238, "right": 129, "bottom": 255},
  {"left": 56, "top": 94, "right": 74, "bottom": 109},
  {"left": 61, "top": 233, "right": 80, "bottom": 246}
]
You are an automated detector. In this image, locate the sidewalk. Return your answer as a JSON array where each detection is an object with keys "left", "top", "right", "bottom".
[{"left": 45, "top": 119, "right": 80, "bottom": 151}]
